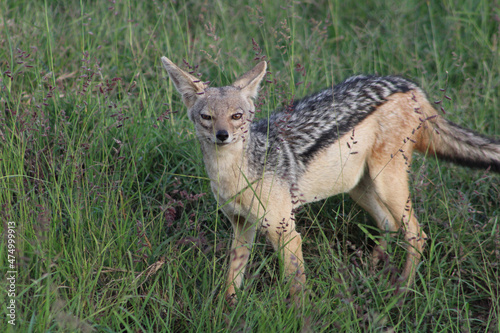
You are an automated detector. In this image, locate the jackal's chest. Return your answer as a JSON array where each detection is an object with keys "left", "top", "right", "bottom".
[
  {"left": 201, "top": 143, "right": 269, "bottom": 221},
  {"left": 204, "top": 158, "right": 251, "bottom": 214},
  {"left": 209, "top": 177, "right": 257, "bottom": 221}
]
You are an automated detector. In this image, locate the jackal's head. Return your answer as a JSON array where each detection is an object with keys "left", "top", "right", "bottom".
[{"left": 161, "top": 57, "right": 266, "bottom": 146}]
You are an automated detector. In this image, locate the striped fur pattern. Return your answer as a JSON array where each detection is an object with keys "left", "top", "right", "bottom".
[{"left": 249, "top": 75, "right": 419, "bottom": 183}]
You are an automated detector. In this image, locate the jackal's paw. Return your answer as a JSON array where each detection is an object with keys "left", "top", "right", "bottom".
[
  {"left": 225, "top": 293, "right": 237, "bottom": 308},
  {"left": 370, "top": 244, "right": 389, "bottom": 270}
]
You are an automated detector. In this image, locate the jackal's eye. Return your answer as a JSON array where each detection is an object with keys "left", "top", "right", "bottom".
[
  {"left": 231, "top": 113, "right": 243, "bottom": 120},
  {"left": 200, "top": 114, "right": 212, "bottom": 120}
]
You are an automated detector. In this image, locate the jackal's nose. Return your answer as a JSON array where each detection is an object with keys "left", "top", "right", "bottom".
[{"left": 216, "top": 130, "right": 229, "bottom": 142}]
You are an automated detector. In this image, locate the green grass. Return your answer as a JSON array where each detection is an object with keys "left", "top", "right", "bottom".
[{"left": 1, "top": 0, "right": 499, "bottom": 331}]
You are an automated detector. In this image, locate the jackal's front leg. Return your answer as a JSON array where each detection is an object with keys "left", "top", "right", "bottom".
[
  {"left": 266, "top": 215, "right": 307, "bottom": 297},
  {"left": 226, "top": 216, "right": 256, "bottom": 302}
]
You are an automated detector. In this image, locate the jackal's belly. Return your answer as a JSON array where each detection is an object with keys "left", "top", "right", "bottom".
[{"left": 296, "top": 116, "right": 377, "bottom": 203}]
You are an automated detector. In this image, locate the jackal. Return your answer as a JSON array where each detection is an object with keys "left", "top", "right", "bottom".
[{"left": 160, "top": 56, "right": 500, "bottom": 301}]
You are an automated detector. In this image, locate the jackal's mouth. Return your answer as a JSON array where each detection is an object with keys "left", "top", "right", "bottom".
[
  {"left": 204, "top": 137, "right": 232, "bottom": 146},
  {"left": 215, "top": 141, "right": 231, "bottom": 146}
]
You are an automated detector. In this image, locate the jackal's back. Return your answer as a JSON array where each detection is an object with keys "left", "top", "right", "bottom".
[{"left": 249, "top": 75, "right": 419, "bottom": 181}]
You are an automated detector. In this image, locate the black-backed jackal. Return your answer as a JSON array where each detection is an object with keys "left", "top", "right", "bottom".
[{"left": 160, "top": 57, "right": 500, "bottom": 302}]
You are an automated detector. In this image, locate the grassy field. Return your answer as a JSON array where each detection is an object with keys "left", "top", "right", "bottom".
[{"left": 1, "top": 0, "right": 499, "bottom": 331}]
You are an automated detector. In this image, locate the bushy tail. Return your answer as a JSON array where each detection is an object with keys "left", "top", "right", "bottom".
[{"left": 417, "top": 117, "right": 500, "bottom": 173}]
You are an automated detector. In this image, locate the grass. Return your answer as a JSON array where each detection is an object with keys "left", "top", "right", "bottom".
[{"left": 0, "top": 0, "right": 499, "bottom": 331}]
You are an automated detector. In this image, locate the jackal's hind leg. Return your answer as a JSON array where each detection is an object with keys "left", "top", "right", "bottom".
[
  {"left": 349, "top": 174, "right": 398, "bottom": 270},
  {"left": 366, "top": 161, "right": 427, "bottom": 286}
]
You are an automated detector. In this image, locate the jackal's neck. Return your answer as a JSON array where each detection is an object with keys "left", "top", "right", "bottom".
[{"left": 199, "top": 139, "right": 250, "bottom": 183}]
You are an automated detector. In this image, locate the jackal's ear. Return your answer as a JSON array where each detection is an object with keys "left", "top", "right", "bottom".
[
  {"left": 232, "top": 61, "right": 267, "bottom": 100},
  {"left": 161, "top": 56, "right": 207, "bottom": 108}
]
